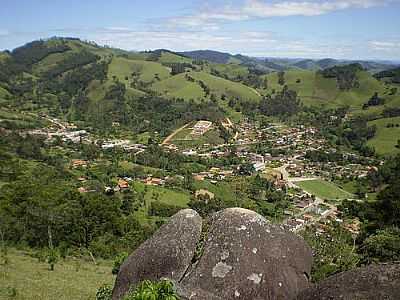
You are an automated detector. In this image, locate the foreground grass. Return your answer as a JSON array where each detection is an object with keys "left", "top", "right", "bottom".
[
  {"left": 297, "top": 179, "right": 354, "bottom": 200},
  {"left": 0, "top": 249, "right": 114, "bottom": 300}
]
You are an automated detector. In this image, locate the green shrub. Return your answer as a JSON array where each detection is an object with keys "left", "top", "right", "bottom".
[
  {"left": 112, "top": 252, "right": 128, "bottom": 275},
  {"left": 124, "top": 280, "right": 179, "bottom": 300},
  {"left": 96, "top": 284, "right": 113, "bottom": 300}
]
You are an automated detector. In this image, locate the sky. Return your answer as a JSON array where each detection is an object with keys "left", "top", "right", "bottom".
[{"left": 1, "top": 0, "right": 400, "bottom": 60}]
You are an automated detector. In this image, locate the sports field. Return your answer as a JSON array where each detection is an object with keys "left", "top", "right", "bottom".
[{"left": 296, "top": 179, "right": 354, "bottom": 200}]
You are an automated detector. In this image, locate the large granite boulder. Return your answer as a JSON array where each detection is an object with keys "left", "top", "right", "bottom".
[
  {"left": 181, "top": 208, "right": 313, "bottom": 300},
  {"left": 112, "top": 209, "right": 202, "bottom": 300},
  {"left": 297, "top": 263, "right": 400, "bottom": 300}
]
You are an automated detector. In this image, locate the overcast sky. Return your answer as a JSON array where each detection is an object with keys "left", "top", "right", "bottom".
[{"left": 1, "top": 0, "right": 400, "bottom": 60}]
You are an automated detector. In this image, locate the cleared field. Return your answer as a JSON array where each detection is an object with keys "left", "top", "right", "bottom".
[
  {"left": 108, "top": 57, "right": 170, "bottom": 83},
  {"left": 151, "top": 73, "right": 204, "bottom": 100},
  {"left": 265, "top": 70, "right": 395, "bottom": 110},
  {"left": 367, "top": 117, "right": 400, "bottom": 156},
  {"left": 32, "top": 51, "right": 73, "bottom": 74},
  {"left": 172, "top": 128, "right": 224, "bottom": 148},
  {"left": 0, "top": 249, "right": 113, "bottom": 300},
  {"left": 193, "top": 180, "right": 237, "bottom": 202},
  {"left": 296, "top": 179, "right": 354, "bottom": 200},
  {"left": 132, "top": 181, "right": 190, "bottom": 208},
  {"left": 157, "top": 52, "right": 192, "bottom": 64},
  {"left": 190, "top": 71, "right": 261, "bottom": 101},
  {"left": 87, "top": 80, "right": 145, "bottom": 103},
  {"left": 203, "top": 63, "right": 249, "bottom": 80}
]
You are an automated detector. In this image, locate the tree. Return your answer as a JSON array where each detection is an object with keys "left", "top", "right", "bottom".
[
  {"left": 277, "top": 71, "right": 285, "bottom": 86},
  {"left": 361, "top": 228, "right": 400, "bottom": 263},
  {"left": 302, "top": 223, "right": 360, "bottom": 282}
]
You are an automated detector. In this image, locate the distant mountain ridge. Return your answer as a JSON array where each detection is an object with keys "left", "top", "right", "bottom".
[{"left": 179, "top": 49, "right": 397, "bottom": 73}]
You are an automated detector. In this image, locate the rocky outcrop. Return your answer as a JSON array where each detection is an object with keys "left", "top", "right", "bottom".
[
  {"left": 112, "top": 208, "right": 313, "bottom": 300},
  {"left": 181, "top": 208, "right": 313, "bottom": 300},
  {"left": 297, "top": 263, "right": 400, "bottom": 300},
  {"left": 112, "top": 209, "right": 202, "bottom": 300}
]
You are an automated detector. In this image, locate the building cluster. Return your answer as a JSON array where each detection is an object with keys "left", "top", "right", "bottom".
[{"left": 191, "top": 120, "right": 213, "bottom": 136}]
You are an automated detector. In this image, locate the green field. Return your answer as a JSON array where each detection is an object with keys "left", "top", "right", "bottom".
[
  {"left": 203, "top": 63, "right": 249, "bottom": 80},
  {"left": 367, "top": 117, "right": 400, "bottom": 156},
  {"left": 157, "top": 51, "right": 192, "bottom": 64},
  {"left": 191, "top": 71, "right": 261, "bottom": 101},
  {"left": 265, "top": 70, "right": 399, "bottom": 111},
  {"left": 151, "top": 73, "right": 204, "bottom": 100},
  {"left": 108, "top": 57, "right": 170, "bottom": 83},
  {"left": 0, "top": 249, "right": 114, "bottom": 300},
  {"left": 296, "top": 179, "right": 354, "bottom": 200},
  {"left": 132, "top": 182, "right": 190, "bottom": 207},
  {"left": 170, "top": 125, "right": 224, "bottom": 148}
]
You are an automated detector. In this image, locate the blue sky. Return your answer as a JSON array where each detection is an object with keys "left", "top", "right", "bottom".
[{"left": 1, "top": 0, "right": 399, "bottom": 60}]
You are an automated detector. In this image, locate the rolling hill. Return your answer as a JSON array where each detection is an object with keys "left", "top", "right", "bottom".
[{"left": 0, "top": 37, "right": 399, "bottom": 153}]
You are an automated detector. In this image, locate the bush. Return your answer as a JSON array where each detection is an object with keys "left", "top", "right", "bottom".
[
  {"left": 361, "top": 228, "right": 400, "bottom": 263},
  {"left": 123, "top": 280, "right": 179, "bottom": 300},
  {"left": 112, "top": 252, "right": 128, "bottom": 275},
  {"left": 96, "top": 284, "right": 113, "bottom": 300}
]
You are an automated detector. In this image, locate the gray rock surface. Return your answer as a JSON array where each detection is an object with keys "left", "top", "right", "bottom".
[
  {"left": 174, "top": 282, "right": 222, "bottom": 300},
  {"left": 181, "top": 208, "right": 313, "bottom": 300},
  {"left": 112, "top": 209, "right": 202, "bottom": 300},
  {"left": 297, "top": 263, "right": 400, "bottom": 300}
]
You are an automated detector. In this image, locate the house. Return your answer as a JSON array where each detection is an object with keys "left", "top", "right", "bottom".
[
  {"left": 191, "top": 120, "right": 212, "bottom": 136},
  {"left": 253, "top": 162, "right": 266, "bottom": 172},
  {"left": 78, "top": 187, "right": 88, "bottom": 193},
  {"left": 118, "top": 179, "right": 129, "bottom": 189},
  {"left": 71, "top": 159, "right": 88, "bottom": 168},
  {"left": 193, "top": 174, "right": 206, "bottom": 181},
  {"left": 144, "top": 177, "right": 165, "bottom": 186}
]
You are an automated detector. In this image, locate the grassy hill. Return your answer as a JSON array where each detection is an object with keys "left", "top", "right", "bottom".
[
  {"left": 0, "top": 37, "right": 399, "bottom": 144},
  {"left": 367, "top": 117, "right": 400, "bottom": 156},
  {"left": 191, "top": 71, "right": 261, "bottom": 101},
  {"left": 0, "top": 249, "right": 114, "bottom": 300},
  {"left": 151, "top": 73, "right": 205, "bottom": 100},
  {"left": 265, "top": 69, "right": 400, "bottom": 113},
  {"left": 151, "top": 70, "right": 261, "bottom": 102},
  {"left": 156, "top": 51, "right": 193, "bottom": 64},
  {"left": 107, "top": 57, "right": 171, "bottom": 83}
]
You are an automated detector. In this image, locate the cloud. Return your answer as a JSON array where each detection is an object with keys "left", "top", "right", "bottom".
[
  {"left": 167, "top": 0, "right": 395, "bottom": 28},
  {"left": 0, "top": 29, "right": 9, "bottom": 36},
  {"left": 369, "top": 40, "right": 400, "bottom": 52},
  {"left": 75, "top": 26, "right": 357, "bottom": 58}
]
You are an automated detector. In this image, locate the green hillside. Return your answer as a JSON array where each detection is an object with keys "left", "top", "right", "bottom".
[
  {"left": 367, "top": 117, "right": 400, "bottom": 156},
  {"left": 0, "top": 37, "right": 399, "bottom": 142},
  {"left": 151, "top": 73, "right": 205, "bottom": 100},
  {"left": 191, "top": 71, "right": 261, "bottom": 101},
  {"left": 108, "top": 56, "right": 170, "bottom": 83},
  {"left": 157, "top": 51, "right": 192, "bottom": 64},
  {"left": 265, "top": 69, "right": 400, "bottom": 113},
  {"left": 0, "top": 249, "right": 113, "bottom": 300},
  {"left": 204, "top": 63, "right": 250, "bottom": 80}
]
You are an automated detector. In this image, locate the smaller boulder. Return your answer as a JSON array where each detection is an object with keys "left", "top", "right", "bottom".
[
  {"left": 297, "top": 263, "right": 400, "bottom": 300},
  {"left": 112, "top": 209, "right": 202, "bottom": 300}
]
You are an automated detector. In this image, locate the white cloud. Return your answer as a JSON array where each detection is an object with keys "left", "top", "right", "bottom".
[
  {"left": 369, "top": 40, "right": 400, "bottom": 52},
  {"left": 0, "top": 29, "right": 9, "bottom": 36},
  {"left": 79, "top": 27, "right": 356, "bottom": 58},
  {"left": 167, "top": 0, "right": 395, "bottom": 28}
]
